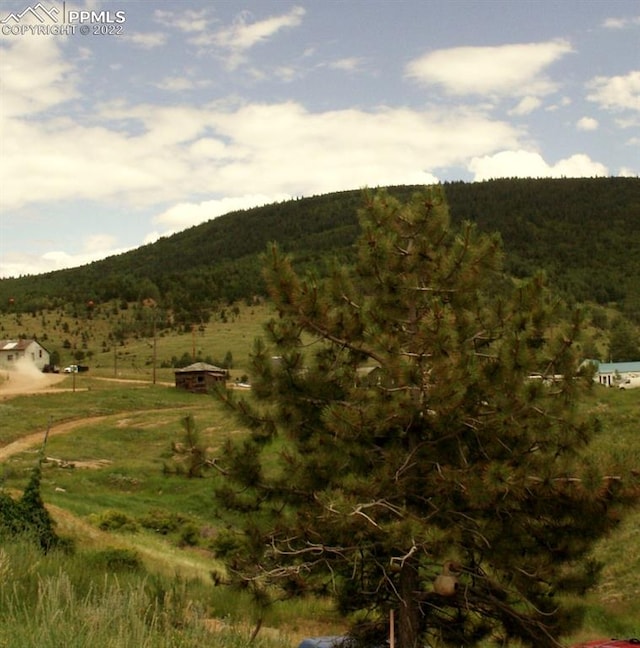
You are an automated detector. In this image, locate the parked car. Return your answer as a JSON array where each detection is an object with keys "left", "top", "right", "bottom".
[
  {"left": 570, "top": 640, "right": 640, "bottom": 647},
  {"left": 63, "top": 364, "right": 89, "bottom": 373}
]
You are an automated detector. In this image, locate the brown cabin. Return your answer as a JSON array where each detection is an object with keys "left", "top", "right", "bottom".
[{"left": 174, "top": 362, "right": 228, "bottom": 393}]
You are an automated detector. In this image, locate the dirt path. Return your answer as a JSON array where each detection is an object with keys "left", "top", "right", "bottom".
[
  {"left": 0, "top": 371, "right": 176, "bottom": 460},
  {"left": 0, "top": 370, "right": 103, "bottom": 461},
  {"left": 0, "top": 415, "right": 110, "bottom": 462},
  {"left": 0, "top": 371, "right": 340, "bottom": 644},
  {"left": 0, "top": 369, "right": 68, "bottom": 399}
]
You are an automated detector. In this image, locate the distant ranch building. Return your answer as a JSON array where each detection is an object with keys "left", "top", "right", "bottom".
[
  {"left": 0, "top": 339, "right": 50, "bottom": 372},
  {"left": 174, "top": 362, "right": 228, "bottom": 393},
  {"left": 592, "top": 360, "right": 640, "bottom": 387}
]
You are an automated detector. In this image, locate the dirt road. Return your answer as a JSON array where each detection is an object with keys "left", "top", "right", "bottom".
[
  {"left": 0, "top": 415, "right": 111, "bottom": 462},
  {"left": 0, "top": 370, "right": 168, "bottom": 461},
  {"left": 0, "top": 369, "right": 68, "bottom": 399}
]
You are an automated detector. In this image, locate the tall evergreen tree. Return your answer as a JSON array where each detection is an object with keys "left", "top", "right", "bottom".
[
  {"left": 608, "top": 317, "right": 640, "bottom": 362},
  {"left": 214, "top": 189, "right": 637, "bottom": 647}
]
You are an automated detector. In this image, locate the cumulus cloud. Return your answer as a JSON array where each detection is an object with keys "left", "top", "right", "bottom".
[
  {"left": 603, "top": 16, "right": 640, "bottom": 29},
  {"left": 469, "top": 150, "right": 608, "bottom": 181},
  {"left": 329, "top": 57, "right": 365, "bottom": 72},
  {"left": 154, "top": 8, "right": 210, "bottom": 33},
  {"left": 0, "top": 239, "right": 133, "bottom": 278},
  {"left": 0, "top": 33, "right": 77, "bottom": 117},
  {"left": 154, "top": 194, "right": 293, "bottom": 230},
  {"left": 576, "top": 116, "right": 599, "bottom": 131},
  {"left": 126, "top": 31, "right": 168, "bottom": 49},
  {"left": 84, "top": 234, "right": 118, "bottom": 253},
  {"left": 1, "top": 85, "right": 521, "bottom": 212},
  {"left": 3, "top": 7, "right": 629, "bottom": 279},
  {"left": 509, "top": 97, "right": 543, "bottom": 116},
  {"left": 153, "top": 76, "right": 211, "bottom": 92},
  {"left": 405, "top": 40, "right": 573, "bottom": 98},
  {"left": 587, "top": 70, "right": 640, "bottom": 112}
]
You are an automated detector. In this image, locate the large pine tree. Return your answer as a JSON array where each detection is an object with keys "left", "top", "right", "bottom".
[{"left": 215, "top": 188, "right": 637, "bottom": 647}]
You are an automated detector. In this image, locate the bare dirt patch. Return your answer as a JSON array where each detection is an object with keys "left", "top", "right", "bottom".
[
  {"left": 0, "top": 369, "right": 68, "bottom": 399},
  {"left": 43, "top": 456, "right": 113, "bottom": 470}
]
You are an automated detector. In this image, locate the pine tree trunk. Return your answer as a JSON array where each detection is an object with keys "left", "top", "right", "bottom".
[{"left": 397, "top": 561, "right": 420, "bottom": 648}]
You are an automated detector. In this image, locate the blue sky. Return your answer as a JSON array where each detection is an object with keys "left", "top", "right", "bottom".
[{"left": 0, "top": 0, "right": 638, "bottom": 277}]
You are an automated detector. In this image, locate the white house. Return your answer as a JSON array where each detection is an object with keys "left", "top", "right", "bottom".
[
  {"left": 591, "top": 360, "right": 640, "bottom": 387},
  {"left": 0, "top": 339, "right": 50, "bottom": 372}
]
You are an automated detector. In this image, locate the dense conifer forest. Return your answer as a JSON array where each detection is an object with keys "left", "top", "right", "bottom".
[{"left": 1, "top": 178, "right": 638, "bottom": 325}]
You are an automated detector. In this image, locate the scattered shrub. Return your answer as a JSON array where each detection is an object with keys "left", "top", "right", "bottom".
[
  {"left": 91, "top": 509, "right": 139, "bottom": 533},
  {"left": 138, "top": 508, "right": 189, "bottom": 535},
  {"left": 86, "top": 547, "right": 143, "bottom": 572}
]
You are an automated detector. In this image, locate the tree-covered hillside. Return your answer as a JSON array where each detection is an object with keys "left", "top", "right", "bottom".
[{"left": 1, "top": 178, "right": 638, "bottom": 324}]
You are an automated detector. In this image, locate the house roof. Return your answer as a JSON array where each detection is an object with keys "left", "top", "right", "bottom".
[
  {"left": 594, "top": 360, "right": 640, "bottom": 374},
  {"left": 175, "top": 362, "right": 226, "bottom": 373}
]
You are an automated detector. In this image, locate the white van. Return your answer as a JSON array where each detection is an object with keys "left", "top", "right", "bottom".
[{"left": 619, "top": 376, "right": 640, "bottom": 390}]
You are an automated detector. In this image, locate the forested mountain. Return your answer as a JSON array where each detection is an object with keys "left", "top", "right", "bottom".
[{"left": 1, "top": 177, "right": 639, "bottom": 324}]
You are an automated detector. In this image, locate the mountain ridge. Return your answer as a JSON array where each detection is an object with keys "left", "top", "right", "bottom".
[{"left": 1, "top": 177, "right": 639, "bottom": 323}]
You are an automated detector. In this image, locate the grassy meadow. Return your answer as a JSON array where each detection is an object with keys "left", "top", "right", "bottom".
[
  {"left": 1, "top": 303, "right": 640, "bottom": 646},
  {"left": 0, "top": 300, "right": 273, "bottom": 383}
]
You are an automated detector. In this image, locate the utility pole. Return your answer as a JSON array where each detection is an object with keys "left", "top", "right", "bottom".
[{"left": 152, "top": 311, "right": 157, "bottom": 385}]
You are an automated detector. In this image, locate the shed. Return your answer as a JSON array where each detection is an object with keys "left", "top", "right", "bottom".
[
  {"left": 0, "top": 339, "right": 50, "bottom": 371},
  {"left": 174, "top": 362, "right": 228, "bottom": 393},
  {"left": 591, "top": 360, "right": 640, "bottom": 387}
]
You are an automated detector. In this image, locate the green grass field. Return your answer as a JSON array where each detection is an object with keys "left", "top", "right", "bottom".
[
  {"left": 0, "top": 300, "right": 272, "bottom": 382},
  {"left": 1, "top": 302, "right": 640, "bottom": 646}
]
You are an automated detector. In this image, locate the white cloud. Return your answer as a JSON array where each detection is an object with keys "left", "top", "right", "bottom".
[
  {"left": 2, "top": 0, "right": 637, "bottom": 282},
  {"left": 154, "top": 76, "right": 210, "bottom": 92},
  {"left": 126, "top": 31, "right": 168, "bottom": 49},
  {"left": 1, "top": 85, "right": 522, "bottom": 212},
  {"left": 214, "top": 6, "right": 305, "bottom": 52},
  {"left": 273, "top": 65, "right": 300, "bottom": 82},
  {"left": 202, "top": 103, "right": 519, "bottom": 194},
  {"left": 207, "top": 6, "right": 306, "bottom": 69},
  {"left": 405, "top": 40, "right": 573, "bottom": 98},
  {"left": 84, "top": 234, "right": 118, "bottom": 253},
  {"left": 469, "top": 150, "right": 608, "bottom": 181},
  {"left": 329, "top": 57, "right": 364, "bottom": 73},
  {"left": 0, "top": 239, "right": 133, "bottom": 278},
  {"left": 0, "top": 33, "right": 77, "bottom": 117},
  {"left": 587, "top": 70, "right": 640, "bottom": 112},
  {"left": 576, "top": 116, "right": 599, "bottom": 131},
  {"left": 154, "top": 8, "right": 210, "bottom": 33},
  {"left": 154, "top": 194, "right": 293, "bottom": 230},
  {"left": 603, "top": 16, "right": 640, "bottom": 29},
  {"left": 509, "top": 97, "right": 543, "bottom": 116}
]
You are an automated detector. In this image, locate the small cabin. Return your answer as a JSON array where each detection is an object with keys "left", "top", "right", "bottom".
[{"left": 174, "top": 362, "right": 228, "bottom": 393}]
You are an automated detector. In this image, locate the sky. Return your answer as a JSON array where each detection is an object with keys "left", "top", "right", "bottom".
[{"left": 0, "top": 0, "right": 638, "bottom": 278}]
